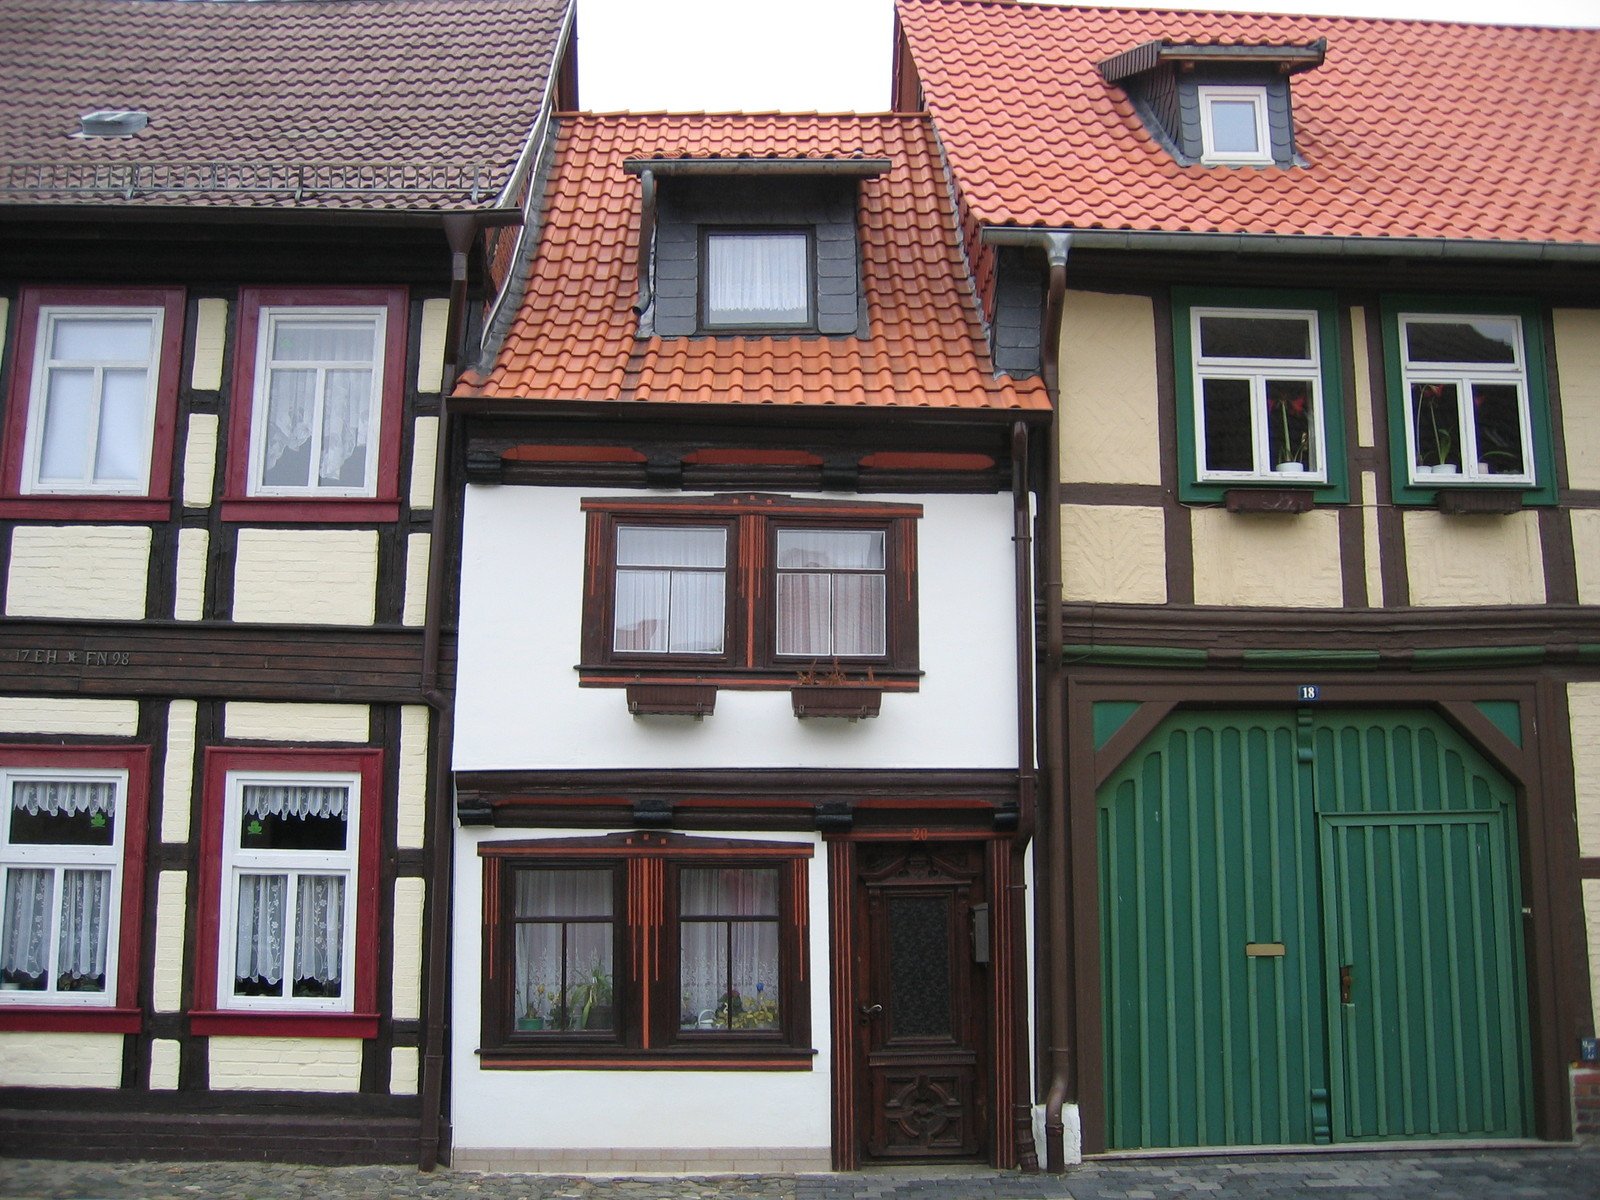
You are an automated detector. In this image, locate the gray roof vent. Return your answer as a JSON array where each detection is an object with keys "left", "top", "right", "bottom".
[{"left": 76, "top": 109, "right": 149, "bottom": 138}]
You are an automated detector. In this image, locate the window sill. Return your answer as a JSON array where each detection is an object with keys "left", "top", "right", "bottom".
[
  {"left": 219, "top": 498, "right": 401, "bottom": 524},
  {"left": 477, "top": 1045, "right": 815, "bottom": 1071},
  {"left": 0, "top": 496, "right": 171, "bottom": 522},
  {"left": 188, "top": 1010, "right": 380, "bottom": 1038},
  {"left": 580, "top": 665, "right": 918, "bottom": 692},
  {"left": 0, "top": 1006, "right": 142, "bottom": 1033},
  {"left": 1224, "top": 488, "right": 1317, "bottom": 514},
  {"left": 791, "top": 685, "right": 882, "bottom": 720}
]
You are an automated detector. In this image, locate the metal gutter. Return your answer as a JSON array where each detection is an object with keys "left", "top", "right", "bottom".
[
  {"left": 622, "top": 157, "right": 892, "bottom": 178},
  {"left": 1009, "top": 419, "right": 1039, "bottom": 1172},
  {"left": 982, "top": 226, "right": 1600, "bottom": 264}
]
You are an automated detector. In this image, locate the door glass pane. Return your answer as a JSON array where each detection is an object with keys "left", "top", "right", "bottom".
[
  {"left": 888, "top": 893, "right": 951, "bottom": 1038},
  {"left": 1199, "top": 315, "right": 1309, "bottom": 361},
  {"left": 1200, "top": 377, "right": 1253, "bottom": 472},
  {"left": 93, "top": 368, "right": 149, "bottom": 482},
  {"left": 1207, "top": 99, "right": 1261, "bottom": 155},
  {"left": 706, "top": 232, "right": 809, "bottom": 325},
  {"left": 1404, "top": 319, "right": 1518, "bottom": 365},
  {"left": 1412, "top": 382, "right": 1462, "bottom": 470},
  {"left": 1471, "top": 383, "right": 1526, "bottom": 476},
  {"left": 37, "top": 368, "right": 94, "bottom": 481}
]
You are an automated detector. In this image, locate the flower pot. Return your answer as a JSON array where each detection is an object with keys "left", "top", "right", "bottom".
[
  {"left": 1276, "top": 461, "right": 1306, "bottom": 474},
  {"left": 516, "top": 1016, "right": 546, "bottom": 1031}
]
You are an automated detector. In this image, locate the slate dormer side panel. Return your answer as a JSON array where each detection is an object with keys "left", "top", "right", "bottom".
[
  {"left": 1175, "top": 67, "right": 1298, "bottom": 167},
  {"left": 1117, "top": 67, "right": 1190, "bottom": 165},
  {"left": 650, "top": 176, "right": 866, "bottom": 337},
  {"left": 991, "top": 248, "right": 1045, "bottom": 378}
]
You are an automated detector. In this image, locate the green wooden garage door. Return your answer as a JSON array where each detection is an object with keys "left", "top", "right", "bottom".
[{"left": 1097, "top": 708, "right": 1530, "bottom": 1150}]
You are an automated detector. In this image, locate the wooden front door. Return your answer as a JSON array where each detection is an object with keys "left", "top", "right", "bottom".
[{"left": 854, "top": 843, "right": 989, "bottom": 1162}]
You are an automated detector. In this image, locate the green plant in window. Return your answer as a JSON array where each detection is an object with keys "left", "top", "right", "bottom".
[
  {"left": 568, "top": 960, "right": 613, "bottom": 1030},
  {"left": 1416, "top": 384, "right": 1455, "bottom": 469}
]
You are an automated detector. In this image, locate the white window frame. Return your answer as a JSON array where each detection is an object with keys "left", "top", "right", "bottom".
[
  {"left": 245, "top": 306, "right": 386, "bottom": 499},
  {"left": 1197, "top": 86, "right": 1274, "bottom": 166},
  {"left": 217, "top": 769, "right": 360, "bottom": 1014},
  {"left": 1191, "top": 306, "right": 1327, "bottom": 484},
  {"left": 20, "top": 306, "right": 163, "bottom": 496},
  {"left": 773, "top": 527, "right": 888, "bottom": 659},
  {"left": 1398, "top": 313, "right": 1535, "bottom": 488},
  {"left": 702, "top": 229, "right": 814, "bottom": 330},
  {"left": 0, "top": 766, "right": 128, "bottom": 1008}
]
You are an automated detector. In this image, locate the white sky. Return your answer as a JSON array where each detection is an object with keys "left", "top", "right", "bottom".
[{"left": 576, "top": 0, "right": 1600, "bottom": 113}]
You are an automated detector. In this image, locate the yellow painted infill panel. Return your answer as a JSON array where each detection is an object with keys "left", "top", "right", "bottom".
[
  {"left": 397, "top": 705, "right": 429, "bottom": 850},
  {"left": 152, "top": 871, "right": 188, "bottom": 1013},
  {"left": 223, "top": 701, "right": 369, "bottom": 743},
  {"left": 1059, "top": 291, "right": 1161, "bottom": 486},
  {"left": 1571, "top": 510, "right": 1600, "bottom": 606},
  {"left": 1555, "top": 310, "right": 1600, "bottom": 491},
  {"left": 191, "top": 298, "right": 229, "bottom": 392},
  {"left": 208, "top": 1036, "right": 362, "bottom": 1092},
  {"left": 1568, "top": 683, "right": 1600, "bottom": 859},
  {"left": 149, "top": 1038, "right": 181, "bottom": 1090},
  {"left": 162, "top": 699, "right": 198, "bottom": 843},
  {"left": 1403, "top": 510, "right": 1545, "bottom": 607},
  {"left": 231, "top": 528, "right": 377, "bottom": 625},
  {"left": 0, "top": 1033, "right": 124, "bottom": 1087},
  {"left": 174, "top": 527, "right": 208, "bottom": 621},
  {"left": 1061, "top": 504, "right": 1166, "bottom": 604},
  {"left": 402, "top": 532, "right": 430, "bottom": 627},
  {"left": 1350, "top": 306, "right": 1375, "bottom": 449},
  {"left": 1361, "top": 472, "right": 1381, "bottom": 608},
  {"left": 182, "top": 413, "right": 219, "bottom": 508},
  {"left": 7, "top": 526, "right": 150, "bottom": 619},
  {"left": 390, "top": 1046, "right": 419, "bottom": 1096},
  {"left": 392, "top": 877, "right": 426, "bottom": 1022},
  {"left": 0, "top": 697, "right": 137, "bottom": 736},
  {"left": 1585, "top": 880, "right": 1600, "bottom": 1034},
  {"left": 1191, "top": 508, "right": 1343, "bottom": 607},
  {"left": 416, "top": 298, "right": 449, "bottom": 395},
  {"left": 409, "top": 415, "right": 439, "bottom": 511}
]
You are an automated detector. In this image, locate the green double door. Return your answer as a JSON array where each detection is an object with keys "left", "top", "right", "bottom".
[{"left": 1097, "top": 708, "right": 1531, "bottom": 1149}]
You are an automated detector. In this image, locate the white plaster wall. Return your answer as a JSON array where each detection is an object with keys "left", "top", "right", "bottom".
[
  {"left": 450, "top": 827, "right": 832, "bottom": 1154},
  {"left": 397, "top": 705, "right": 429, "bottom": 850},
  {"left": 232, "top": 529, "right": 377, "bottom": 625},
  {"left": 162, "top": 699, "right": 198, "bottom": 843},
  {"left": 191, "top": 298, "right": 228, "bottom": 392},
  {"left": 454, "top": 488, "right": 1020, "bottom": 771},
  {"left": 174, "top": 528, "right": 208, "bottom": 621},
  {"left": 0, "top": 697, "right": 138, "bottom": 736},
  {"left": 152, "top": 870, "right": 188, "bottom": 1013},
  {"left": 208, "top": 1036, "right": 362, "bottom": 1091},
  {"left": 183, "top": 414, "right": 219, "bottom": 508},
  {"left": 7, "top": 526, "right": 150, "bottom": 619},
  {"left": 392, "top": 877, "right": 425, "bottom": 1022},
  {"left": 0, "top": 1033, "right": 124, "bottom": 1087},
  {"left": 223, "top": 701, "right": 369, "bottom": 743},
  {"left": 150, "top": 1038, "right": 181, "bottom": 1090}
]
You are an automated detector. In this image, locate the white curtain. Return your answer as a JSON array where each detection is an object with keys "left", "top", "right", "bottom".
[
  {"left": 293, "top": 874, "right": 344, "bottom": 994},
  {"left": 316, "top": 369, "right": 372, "bottom": 486},
  {"left": 1, "top": 868, "right": 51, "bottom": 986},
  {"left": 512, "top": 869, "right": 611, "bottom": 1028},
  {"left": 234, "top": 873, "right": 286, "bottom": 990},
  {"left": 11, "top": 779, "right": 117, "bottom": 817},
  {"left": 262, "top": 368, "right": 316, "bottom": 486},
  {"left": 679, "top": 868, "right": 779, "bottom": 1031},
  {"left": 55, "top": 869, "right": 109, "bottom": 989},
  {"left": 233, "top": 872, "right": 344, "bottom": 995},
  {"left": 706, "top": 233, "right": 809, "bottom": 324},
  {"left": 241, "top": 783, "right": 347, "bottom": 822},
  {"left": 261, "top": 318, "right": 375, "bottom": 489},
  {"left": 775, "top": 530, "right": 886, "bottom": 657},
  {"left": 614, "top": 526, "right": 726, "bottom": 654}
]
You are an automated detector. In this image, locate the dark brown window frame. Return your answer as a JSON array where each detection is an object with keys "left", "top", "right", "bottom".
[
  {"left": 478, "top": 831, "right": 814, "bottom": 1070},
  {"left": 697, "top": 225, "right": 818, "bottom": 334},
  {"left": 578, "top": 493, "right": 921, "bottom": 690}
]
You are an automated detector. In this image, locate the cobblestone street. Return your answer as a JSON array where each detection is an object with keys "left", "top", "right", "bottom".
[{"left": 2, "top": 1149, "right": 1597, "bottom": 1200}]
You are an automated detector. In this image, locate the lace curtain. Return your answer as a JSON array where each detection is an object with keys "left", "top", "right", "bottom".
[
  {"left": 679, "top": 868, "right": 779, "bottom": 1031},
  {"left": 261, "top": 320, "right": 375, "bottom": 490},
  {"left": 1, "top": 867, "right": 109, "bottom": 991},
  {"left": 775, "top": 530, "right": 887, "bottom": 658},
  {"left": 512, "top": 869, "right": 612, "bottom": 1029},
  {"left": 240, "top": 783, "right": 347, "bottom": 821},
  {"left": 705, "top": 233, "right": 809, "bottom": 324},
  {"left": 10, "top": 779, "right": 117, "bottom": 817},
  {"left": 234, "top": 873, "right": 344, "bottom": 995},
  {"left": 613, "top": 526, "right": 726, "bottom": 654}
]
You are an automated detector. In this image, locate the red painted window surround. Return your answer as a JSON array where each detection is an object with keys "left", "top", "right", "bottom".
[
  {"left": 0, "top": 287, "right": 184, "bottom": 522},
  {"left": 219, "top": 287, "right": 407, "bottom": 525},
  {"left": 0, "top": 743, "right": 151, "bottom": 1034},
  {"left": 189, "top": 746, "right": 383, "bottom": 1039}
]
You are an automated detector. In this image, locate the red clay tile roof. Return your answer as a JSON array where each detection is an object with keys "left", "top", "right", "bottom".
[
  {"left": 0, "top": 0, "right": 570, "bottom": 213},
  {"left": 457, "top": 113, "right": 1049, "bottom": 411},
  {"left": 897, "top": 0, "right": 1600, "bottom": 245}
]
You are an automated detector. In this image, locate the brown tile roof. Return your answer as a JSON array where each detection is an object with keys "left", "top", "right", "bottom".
[
  {"left": 897, "top": 0, "right": 1600, "bottom": 246},
  {"left": 456, "top": 113, "right": 1049, "bottom": 412},
  {"left": 0, "top": 0, "right": 570, "bottom": 213}
]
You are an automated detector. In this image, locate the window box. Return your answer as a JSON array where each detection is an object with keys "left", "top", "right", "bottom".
[
  {"left": 0, "top": 287, "right": 184, "bottom": 521},
  {"left": 478, "top": 832, "right": 813, "bottom": 1069},
  {"left": 1223, "top": 488, "right": 1316, "bottom": 515},
  {"left": 1381, "top": 297, "right": 1555, "bottom": 506},
  {"left": 220, "top": 288, "right": 407, "bottom": 523},
  {"left": 0, "top": 745, "right": 151, "bottom": 1032},
  {"left": 579, "top": 494, "right": 921, "bottom": 689},
  {"left": 626, "top": 683, "right": 718, "bottom": 717},
  {"left": 790, "top": 684, "right": 882, "bottom": 720},
  {"left": 1173, "top": 288, "right": 1348, "bottom": 504},
  {"left": 190, "top": 747, "right": 382, "bottom": 1036},
  {"left": 1434, "top": 488, "right": 1525, "bottom": 516}
]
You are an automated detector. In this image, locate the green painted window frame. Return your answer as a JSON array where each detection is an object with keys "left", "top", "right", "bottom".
[
  {"left": 1172, "top": 287, "right": 1349, "bottom": 504},
  {"left": 1379, "top": 296, "right": 1555, "bottom": 507}
]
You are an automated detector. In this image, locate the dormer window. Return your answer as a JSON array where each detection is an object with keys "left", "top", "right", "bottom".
[
  {"left": 1197, "top": 86, "right": 1272, "bottom": 165},
  {"left": 702, "top": 229, "right": 813, "bottom": 330}
]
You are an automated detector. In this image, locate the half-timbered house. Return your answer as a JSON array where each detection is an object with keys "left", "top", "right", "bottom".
[
  {"left": 0, "top": 0, "right": 574, "bottom": 1166},
  {"left": 896, "top": 0, "right": 1600, "bottom": 1165}
]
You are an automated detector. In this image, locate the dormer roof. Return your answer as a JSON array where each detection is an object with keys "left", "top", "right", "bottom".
[
  {"left": 895, "top": 0, "right": 1600, "bottom": 245},
  {"left": 456, "top": 113, "right": 1049, "bottom": 412}
]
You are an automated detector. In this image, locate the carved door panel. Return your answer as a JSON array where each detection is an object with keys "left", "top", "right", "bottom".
[{"left": 855, "top": 843, "right": 988, "bottom": 1161}]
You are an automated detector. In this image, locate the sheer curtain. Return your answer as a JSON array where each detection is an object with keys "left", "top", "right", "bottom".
[
  {"left": 12, "top": 778, "right": 117, "bottom": 818},
  {"left": 233, "top": 873, "right": 344, "bottom": 996},
  {"left": 1, "top": 869, "right": 50, "bottom": 988},
  {"left": 679, "top": 868, "right": 779, "bottom": 1031},
  {"left": 614, "top": 526, "right": 726, "bottom": 654},
  {"left": 512, "top": 869, "right": 612, "bottom": 1029},
  {"left": 775, "top": 530, "right": 886, "bottom": 658},
  {"left": 240, "top": 782, "right": 347, "bottom": 823},
  {"left": 705, "top": 233, "right": 809, "bottom": 325},
  {"left": 260, "top": 318, "right": 375, "bottom": 490}
]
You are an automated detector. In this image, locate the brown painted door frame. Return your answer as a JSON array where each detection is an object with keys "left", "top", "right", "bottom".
[
  {"left": 828, "top": 835, "right": 1019, "bottom": 1169},
  {"left": 1059, "top": 674, "right": 1584, "bottom": 1155}
]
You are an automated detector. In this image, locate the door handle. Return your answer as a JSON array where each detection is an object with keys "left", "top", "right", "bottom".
[
  {"left": 858, "top": 1003, "right": 884, "bottom": 1020},
  {"left": 1339, "top": 964, "right": 1354, "bottom": 1005}
]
